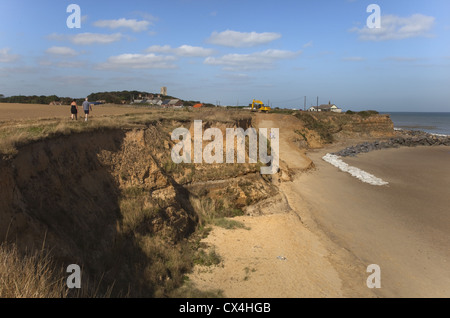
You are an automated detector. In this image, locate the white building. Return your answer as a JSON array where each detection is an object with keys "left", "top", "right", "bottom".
[{"left": 308, "top": 102, "right": 342, "bottom": 113}]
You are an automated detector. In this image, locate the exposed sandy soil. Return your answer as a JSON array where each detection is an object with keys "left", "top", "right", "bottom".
[
  {"left": 188, "top": 113, "right": 377, "bottom": 298},
  {"left": 188, "top": 113, "right": 450, "bottom": 298},
  {"left": 0, "top": 103, "right": 153, "bottom": 121}
]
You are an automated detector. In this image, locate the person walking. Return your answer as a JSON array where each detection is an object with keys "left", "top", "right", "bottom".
[
  {"left": 70, "top": 100, "right": 78, "bottom": 120},
  {"left": 82, "top": 98, "right": 92, "bottom": 122}
]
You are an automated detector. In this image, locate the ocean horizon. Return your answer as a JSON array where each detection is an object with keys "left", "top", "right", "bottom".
[{"left": 382, "top": 112, "right": 450, "bottom": 136}]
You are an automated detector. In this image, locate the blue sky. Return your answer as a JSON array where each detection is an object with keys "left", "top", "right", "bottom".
[{"left": 0, "top": 0, "right": 449, "bottom": 111}]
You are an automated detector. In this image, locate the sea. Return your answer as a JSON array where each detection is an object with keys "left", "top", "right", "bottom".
[{"left": 382, "top": 112, "right": 450, "bottom": 136}]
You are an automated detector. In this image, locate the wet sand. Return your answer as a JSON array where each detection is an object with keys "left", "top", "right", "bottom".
[{"left": 301, "top": 145, "right": 450, "bottom": 297}]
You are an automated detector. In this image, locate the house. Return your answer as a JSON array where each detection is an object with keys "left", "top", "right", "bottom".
[
  {"left": 308, "top": 102, "right": 342, "bottom": 113},
  {"left": 161, "top": 99, "right": 184, "bottom": 108},
  {"left": 150, "top": 99, "right": 163, "bottom": 106},
  {"left": 168, "top": 99, "right": 184, "bottom": 107},
  {"left": 161, "top": 99, "right": 171, "bottom": 107}
]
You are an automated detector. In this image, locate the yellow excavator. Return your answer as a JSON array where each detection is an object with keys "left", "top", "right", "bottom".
[{"left": 251, "top": 99, "right": 271, "bottom": 113}]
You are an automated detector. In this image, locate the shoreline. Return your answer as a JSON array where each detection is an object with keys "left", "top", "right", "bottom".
[
  {"left": 302, "top": 142, "right": 450, "bottom": 297},
  {"left": 332, "top": 128, "right": 450, "bottom": 158},
  {"left": 188, "top": 123, "right": 450, "bottom": 298}
]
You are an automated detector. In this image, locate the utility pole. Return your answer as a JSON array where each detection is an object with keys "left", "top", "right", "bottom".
[
  {"left": 304, "top": 96, "right": 306, "bottom": 111},
  {"left": 317, "top": 96, "right": 319, "bottom": 107}
]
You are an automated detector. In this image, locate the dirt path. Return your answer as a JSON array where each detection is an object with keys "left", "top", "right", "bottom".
[{"left": 188, "top": 113, "right": 376, "bottom": 298}]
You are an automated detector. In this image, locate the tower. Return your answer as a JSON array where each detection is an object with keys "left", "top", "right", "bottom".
[{"left": 161, "top": 86, "right": 167, "bottom": 96}]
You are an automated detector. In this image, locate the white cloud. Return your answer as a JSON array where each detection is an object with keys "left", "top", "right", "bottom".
[
  {"left": 176, "top": 45, "right": 216, "bottom": 57},
  {"left": 45, "top": 46, "right": 78, "bottom": 56},
  {"left": 204, "top": 49, "right": 301, "bottom": 71},
  {"left": 303, "top": 41, "right": 313, "bottom": 48},
  {"left": 207, "top": 30, "right": 281, "bottom": 47},
  {"left": 0, "top": 48, "right": 19, "bottom": 63},
  {"left": 146, "top": 45, "right": 172, "bottom": 53},
  {"left": 70, "top": 33, "right": 123, "bottom": 45},
  {"left": 93, "top": 18, "right": 150, "bottom": 32},
  {"left": 132, "top": 12, "right": 159, "bottom": 23},
  {"left": 97, "top": 53, "right": 177, "bottom": 70},
  {"left": 146, "top": 45, "right": 216, "bottom": 57},
  {"left": 350, "top": 14, "right": 435, "bottom": 41}
]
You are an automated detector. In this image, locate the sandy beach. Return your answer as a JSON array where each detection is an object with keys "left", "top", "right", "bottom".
[
  {"left": 189, "top": 114, "right": 450, "bottom": 298},
  {"left": 302, "top": 145, "right": 450, "bottom": 297}
]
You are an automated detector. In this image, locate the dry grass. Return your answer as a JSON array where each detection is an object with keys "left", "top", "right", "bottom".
[
  {"left": 0, "top": 107, "right": 252, "bottom": 156},
  {"left": 0, "top": 243, "right": 68, "bottom": 298}
]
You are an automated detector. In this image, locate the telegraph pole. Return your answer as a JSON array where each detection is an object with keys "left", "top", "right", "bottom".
[{"left": 304, "top": 96, "right": 306, "bottom": 111}]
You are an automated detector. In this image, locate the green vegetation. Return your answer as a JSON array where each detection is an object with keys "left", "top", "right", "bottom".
[
  {"left": 294, "top": 129, "right": 308, "bottom": 141},
  {"left": 0, "top": 94, "right": 78, "bottom": 105},
  {"left": 346, "top": 110, "right": 379, "bottom": 117},
  {"left": 294, "top": 112, "right": 335, "bottom": 144},
  {"left": 212, "top": 218, "right": 248, "bottom": 230},
  {"left": 193, "top": 248, "right": 222, "bottom": 267},
  {"left": 0, "top": 90, "right": 222, "bottom": 107},
  {"left": 269, "top": 108, "right": 296, "bottom": 114},
  {"left": 295, "top": 110, "right": 382, "bottom": 145}
]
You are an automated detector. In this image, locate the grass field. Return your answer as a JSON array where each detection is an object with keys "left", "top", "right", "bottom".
[
  {"left": 0, "top": 103, "right": 155, "bottom": 121},
  {"left": 0, "top": 103, "right": 253, "bottom": 156}
]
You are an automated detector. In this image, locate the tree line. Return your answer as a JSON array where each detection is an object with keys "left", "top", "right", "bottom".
[
  {"left": 0, "top": 91, "right": 165, "bottom": 105},
  {"left": 0, "top": 91, "right": 218, "bottom": 107}
]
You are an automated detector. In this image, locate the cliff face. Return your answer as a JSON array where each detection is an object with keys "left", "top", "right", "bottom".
[
  {"left": 0, "top": 110, "right": 394, "bottom": 297},
  {"left": 0, "top": 118, "right": 277, "bottom": 297},
  {"left": 293, "top": 112, "right": 395, "bottom": 148},
  {"left": 336, "top": 114, "right": 395, "bottom": 137}
]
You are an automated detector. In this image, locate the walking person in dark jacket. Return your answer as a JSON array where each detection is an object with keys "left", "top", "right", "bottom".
[
  {"left": 82, "top": 98, "right": 92, "bottom": 122},
  {"left": 70, "top": 100, "right": 78, "bottom": 120}
]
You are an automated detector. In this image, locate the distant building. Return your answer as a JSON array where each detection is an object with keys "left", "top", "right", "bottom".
[
  {"left": 169, "top": 99, "right": 183, "bottom": 107},
  {"left": 161, "top": 99, "right": 184, "bottom": 108},
  {"left": 308, "top": 102, "right": 342, "bottom": 113},
  {"left": 161, "top": 86, "right": 167, "bottom": 96},
  {"left": 150, "top": 99, "right": 163, "bottom": 106}
]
